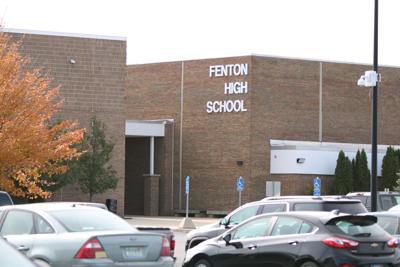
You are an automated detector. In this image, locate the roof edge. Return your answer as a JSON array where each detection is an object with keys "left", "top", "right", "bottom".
[{"left": 2, "top": 28, "right": 126, "bottom": 41}]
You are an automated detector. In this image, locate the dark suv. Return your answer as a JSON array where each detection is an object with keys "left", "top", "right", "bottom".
[{"left": 185, "top": 196, "right": 367, "bottom": 250}]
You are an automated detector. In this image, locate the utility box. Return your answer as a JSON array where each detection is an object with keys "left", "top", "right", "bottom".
[{"left": 266, "top": 181, "right": 281, "bottom": 197}]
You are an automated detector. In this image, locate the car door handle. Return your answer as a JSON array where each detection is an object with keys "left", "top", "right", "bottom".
[
  {"left": 248, "top": 244, "right": 257, "bottom": 250},
  {"left": 18, "top": 245, "right": 30, "bottom": 252},
  {"left": 288, "top": 241, "right": 298, "bottom": 246}
]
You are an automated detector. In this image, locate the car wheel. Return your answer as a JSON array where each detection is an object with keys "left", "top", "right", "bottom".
[
  {"left": 193, "top": 259, "right": 212, "bottom": 267},
  {"left": 33, "top": 259, "right": 52, "bottom": 267},
  {"left": 299, "top": 261, "right": 318, "bottom": 267}
]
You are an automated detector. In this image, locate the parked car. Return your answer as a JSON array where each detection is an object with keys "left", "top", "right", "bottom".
[
  {"left": 363, "top": 211, "right": 400, "bottom": 244},
  {"left": 0, "top": 202, "right": 174, "bottom": 267},
  {"left": 183, "top": 211, "right": 400, "bottom": 267},
  {"left": 0, "top": 237, "right": 38, "bottom": 267},
  {"left": 346, "top": 191, "right": 400, "bottom": 211},
  {"left": 186, "top": 196, "right": 367, "bottom": 250},
  {"left": 0, "top": 191, "right": 13, "bottom": 206}
]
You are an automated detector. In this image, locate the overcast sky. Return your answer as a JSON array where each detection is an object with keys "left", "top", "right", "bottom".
[{"left": 0, "top": 0, "right": 399, "bottom": 66}]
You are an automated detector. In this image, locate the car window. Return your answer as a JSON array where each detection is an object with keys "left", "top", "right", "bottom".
[
  {"left": 375, "top": 216, "right": 399, "bottom": 235},
  {"left": 293, "top": 202, "right": 367, "bottom": 214},
  {"left": 326, "top": 216, "right": 386, "bottom": 238},
  {"left": 350, "top": 196, "right": 368, "bottom": 205},
  {"left": 49, "top": 209, "right": 135, "bottom": 232},
  {"left": 34, "top": 214, "right": 54, "bottom": 234},
  {"left": 229, "top": 205, "right": 259, "bottom": 225},
  {"left": 261, "top": 203, "right": 286, "bottom": 213},
  {"left": 393, "top": 196, "right": 400, "bottom": 205},
  {"left": 271, "top": 216, "right": 313, "bottom": 236},
  {"left": 1, "top": 210, "right": 34, "bottom": 235},
  {"left": 0, "top": 193, "right": 12, "bottom": 206},
  {"left": 380, "top": 196, "right": 395, "bottom": 211},
  {"left": 231, "top": 216, "right": 273, "bottom": 240}
]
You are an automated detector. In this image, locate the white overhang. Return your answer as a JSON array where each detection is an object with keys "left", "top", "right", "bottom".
[
  {"left": 270, "top": 139, "right": 400, "bottom": 176},
  {"left": 125, "top": 120, "right": 166, "bottom": 137}
]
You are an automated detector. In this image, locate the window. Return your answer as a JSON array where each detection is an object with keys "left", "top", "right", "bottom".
[
  {"left": 293, "top": 202, "right": 367, "bottom": 214},
  {"left": 261, "top": 203, "right": 286, "bottom": 213},
  {"left": 0, "top": 193, "right": 12, "bottom": 206},
  {"left": 49, "top": 209, "right": 134, "bottom": 232},
  {"left": 376, "top": 216, "right": 399, "bottom": 235},
  {"left": 393, "top": 196, "right": 400, "bottom": 205},
  {"left": 380, "top": 196, "right": 395, "bottom": 211},
  {"left": 34, "top": 215, "right": 54, "bottom": 234},
  {"left": 229, "top": 205, "right": 259, "bottom": 225},
  {"left": 326, "top": 216, "right": 386, "bottom": 238},
  {"left": 231, "top": 217, "right": 273, "bottom": 240},
  {"left": 271, "top": 216, "right": 314, "bottom": 236},
  {"left": 1, "top": 210, "right": 34, "bottom": 235}
]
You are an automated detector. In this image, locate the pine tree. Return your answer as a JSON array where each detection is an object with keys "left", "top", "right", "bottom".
[
  {"left": 353, "top": 149, "right": 370, "bottom": 191},
  {"left": 381, "top": 146, "right": 399, "bottom": 191},
  {"left": 66, "top": 116, "right": 118, "bottom": 201},
  {"left": 332, "top": 150, "right": 354, "bottom": 194}
]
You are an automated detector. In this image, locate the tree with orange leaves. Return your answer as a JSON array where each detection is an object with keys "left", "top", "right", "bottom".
[{"left": 0, "top": 33, "right": 84, "bottom": 199}]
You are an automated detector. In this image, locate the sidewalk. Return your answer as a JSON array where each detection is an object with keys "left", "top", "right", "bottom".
[{"left": 124, "top": 215, "right": 219, "bottom": 231}]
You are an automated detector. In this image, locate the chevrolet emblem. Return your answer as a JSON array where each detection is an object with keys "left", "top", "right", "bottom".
[{"left": 370, "top": 243, "right": 379, "bottom": 248}]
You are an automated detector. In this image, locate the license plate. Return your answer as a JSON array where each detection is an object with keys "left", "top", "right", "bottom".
[
  {"left": 370, "top": 264, "right": 386, "bottom": 267},
  {"left": 123, "top": 246, "right": 144, "bottom": 258}
]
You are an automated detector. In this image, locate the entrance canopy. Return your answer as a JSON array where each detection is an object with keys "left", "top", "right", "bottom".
[{"left": 125, "top": 120, "right": 167, "bottom": 137}]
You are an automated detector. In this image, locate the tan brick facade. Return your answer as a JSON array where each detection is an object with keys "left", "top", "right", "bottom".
[
  {"left": 7, "top": 28, "right": 400, "bottom": 216},
  {"left": 7, "top": 30, "right": 127, "bottom": 215},
  {"left": 127, "top": 56, "right": 400, "bottom": 215}
]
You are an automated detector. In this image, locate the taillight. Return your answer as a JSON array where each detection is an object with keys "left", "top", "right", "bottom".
[
  {"left": 339, "top": 264, "right": 353, "bottom": 267},
  {"left": 170, "top": 237, "right": 176, "bottom": 251},
  {"left": 75, "top": 237, "right": 108, "bottom": 259},
  {"left": 322, "top": 237, "right": 359, "bottom": 249},
  {"left": 160, "top": 236, "right": 171, "bottom": 257},
  {"left": 387, "top": 237, "right": 398, "bottom": 248}
]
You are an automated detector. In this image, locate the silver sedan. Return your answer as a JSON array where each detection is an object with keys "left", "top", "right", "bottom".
[{"left": 0, "top": 203, "right": 173, "bottom": 267}]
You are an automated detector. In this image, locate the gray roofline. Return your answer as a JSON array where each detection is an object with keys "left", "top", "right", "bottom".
[
  {"left": 128, "top": 53, "right": 400, "bottom": 69},
  {"left": 2, "top": 28, "right": 126, "bottom": 41},
  {"left": 251, "top": 53, "right": 400, "bottom": 69}
]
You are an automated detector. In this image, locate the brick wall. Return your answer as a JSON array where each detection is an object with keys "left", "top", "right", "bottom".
[
  {"left": 8, "top": 31, "right": 127, "bottom": 215},
  {"left": 127, "top": 55, "right": 400, "bottom": 214}
]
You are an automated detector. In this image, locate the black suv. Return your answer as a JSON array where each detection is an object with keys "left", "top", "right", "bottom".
[{"left": 185, "top": 196, "right": 367, "bottom": 250}]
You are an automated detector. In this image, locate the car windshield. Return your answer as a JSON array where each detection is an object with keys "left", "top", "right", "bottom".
[
  {"left": 326, "top": 216, "right": 386, "bottom": 238},
  {"left": 293, "top": 202, "right": 367, "bottom": 214},
  {"left": 49, "top": 209, "right": 135, "bottom": 232}
]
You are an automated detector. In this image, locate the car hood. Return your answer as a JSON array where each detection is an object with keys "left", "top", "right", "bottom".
[{"left": 187, "top": 223, "right": 222, "bottom": 239}]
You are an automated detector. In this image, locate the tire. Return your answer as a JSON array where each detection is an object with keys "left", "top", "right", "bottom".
[
  {"left": 33, "top": 259, "right": 52, "bottom": 267},
  {"left": 193, "top": 259, "right": 212, "bottom": 267},
  {"left": 299, "top": 261, "right": 319, "bottom": 267}
]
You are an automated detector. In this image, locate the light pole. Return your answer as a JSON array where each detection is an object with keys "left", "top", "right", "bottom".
[
  {"left": 357, "top": 0, "right": 379, "bottom": 211},
  {"left": 371, "top": 0, "right": 379, "bottom": 212}
]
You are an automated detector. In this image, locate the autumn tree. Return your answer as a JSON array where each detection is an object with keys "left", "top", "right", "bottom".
[{"left": 0, "top": 33, "right": 84, "bottom": 199}]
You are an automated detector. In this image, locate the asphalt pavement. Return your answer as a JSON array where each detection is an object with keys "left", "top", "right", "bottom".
[{"left": 125, "top": 216, "right": 220, "bottom": 267}]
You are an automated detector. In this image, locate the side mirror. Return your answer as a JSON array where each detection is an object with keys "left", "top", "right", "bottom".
[
  {"left": 223, "top": 234, "right": 232, "bottom": 245},
  {"left": 219, "top": 217, "right": 228, "bottom": 227},
  {"left": 222, "top": 234, "right": 243, "bottom": 249}
]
